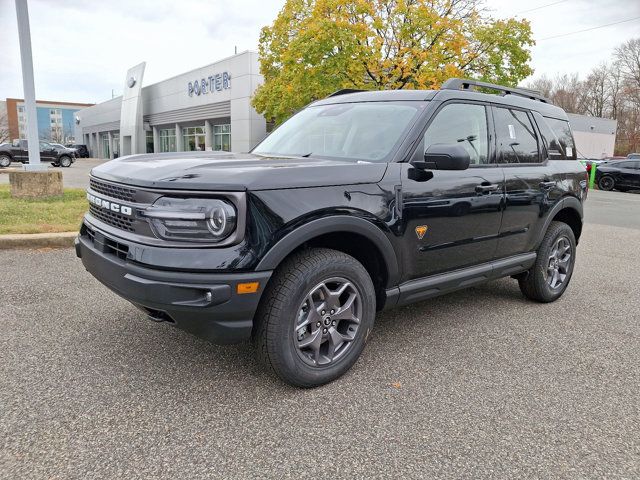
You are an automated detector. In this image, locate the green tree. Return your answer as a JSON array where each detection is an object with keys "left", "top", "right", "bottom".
[{"left": 252, "top": 0, "right": 535, "bottom": 124}]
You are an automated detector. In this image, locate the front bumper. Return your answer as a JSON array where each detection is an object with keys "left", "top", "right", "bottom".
[{"left": 76, "top": 228, "right": 272, "bottom": 344}]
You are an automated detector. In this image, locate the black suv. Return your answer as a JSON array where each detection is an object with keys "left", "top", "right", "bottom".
[
  {"left": 0, "top": 139, "right": 76, "bottom": 168},
  {"left": 76, "top": 79, "right": 587, "bottom": 387}
]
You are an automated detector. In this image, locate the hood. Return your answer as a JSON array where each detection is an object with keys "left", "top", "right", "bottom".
[{"left": 91, "top": 152, "right": 388, "bottom": 191}]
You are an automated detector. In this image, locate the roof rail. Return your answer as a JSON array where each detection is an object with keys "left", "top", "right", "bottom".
[
  {"left": 327, "top": 88, "right": 366, "bottom": 97},
  {"left": 440, "top": 78, "right": 549, "bottom": 103}
]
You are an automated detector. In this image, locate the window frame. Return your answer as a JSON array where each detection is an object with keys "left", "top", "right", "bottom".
[{"left": 408, "top": 100, "right": 497, "bottom": 169}]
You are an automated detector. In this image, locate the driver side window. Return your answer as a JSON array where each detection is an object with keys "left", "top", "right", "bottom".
[{"left": 420, "top": 103, "right": 489, "bottom": 165}]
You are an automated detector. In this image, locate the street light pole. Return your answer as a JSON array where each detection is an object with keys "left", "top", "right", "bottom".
[{"left": 15, "top": 0, "right": 44, "bottom": 171}]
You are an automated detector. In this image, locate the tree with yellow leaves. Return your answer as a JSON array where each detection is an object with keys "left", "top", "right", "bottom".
[{"left": 252, "top": 0, "right": 534, "bottom": 124}]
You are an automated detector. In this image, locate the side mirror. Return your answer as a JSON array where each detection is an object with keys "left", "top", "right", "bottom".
[{"left": 412, "top": 144, "right": 471, "bottom": 171}]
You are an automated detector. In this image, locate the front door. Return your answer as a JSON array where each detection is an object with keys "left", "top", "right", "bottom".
[
  {"left": 619, "top": 161, "right": 640, "bottom": 188},
  {"left": 399, "top": 102, "right": 505, "bottom": 281}
]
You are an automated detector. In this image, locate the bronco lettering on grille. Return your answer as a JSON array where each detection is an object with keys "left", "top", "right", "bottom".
[{"left": 87, "top": 193, "right": 133, "bottom": 216}]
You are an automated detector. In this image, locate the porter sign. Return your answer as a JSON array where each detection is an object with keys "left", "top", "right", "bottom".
[{"left": 188, "top": 72, "right": 231, "bottom": 97}]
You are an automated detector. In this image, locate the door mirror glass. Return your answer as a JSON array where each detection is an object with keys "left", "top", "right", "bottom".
[{"left": 413, "top": 143, "right": 471, "bottom": 170}]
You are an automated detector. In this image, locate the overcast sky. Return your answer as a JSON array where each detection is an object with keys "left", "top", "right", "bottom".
[{"left": 0, "top": 0, "right": 638, "bottom": 104}]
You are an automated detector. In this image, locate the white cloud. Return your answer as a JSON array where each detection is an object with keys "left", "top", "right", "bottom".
[{"left": 0, "top": 0, "right": 638, "bottom": 102}]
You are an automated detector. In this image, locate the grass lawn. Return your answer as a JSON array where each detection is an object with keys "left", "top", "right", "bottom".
[{"left": 0, "top": 185, "right": 87, "bottom": 235}]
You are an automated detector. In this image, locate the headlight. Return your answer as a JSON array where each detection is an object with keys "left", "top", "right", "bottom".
[{"left": 143, "top": 197, "right": 236, "bottom": 243}]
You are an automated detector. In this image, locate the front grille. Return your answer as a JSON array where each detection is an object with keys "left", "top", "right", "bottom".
[
  {"left": 89, "top": 178, "right": 136, "bottom": 202},
  {"left": 89, "top": 204, "right": 134, "bottom": 232},
  {"left": 85, "top": 226, "right": 130, "bottom": 260}
]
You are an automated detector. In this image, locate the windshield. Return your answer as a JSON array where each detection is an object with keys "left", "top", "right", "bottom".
[{"left": 253, "top": 102, "right": 423, "bottom": 162}]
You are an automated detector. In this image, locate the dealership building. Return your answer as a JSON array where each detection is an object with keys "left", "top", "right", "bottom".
[{"left": 74, "top": 51, "right": 266, "bottom": 159}]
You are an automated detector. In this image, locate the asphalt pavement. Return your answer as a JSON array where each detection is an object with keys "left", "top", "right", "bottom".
[{"left": 1, "top": 191, "right": 639, "bottom": 479}]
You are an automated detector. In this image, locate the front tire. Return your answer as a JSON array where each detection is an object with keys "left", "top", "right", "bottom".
[
  {"left": 598, "top": 175, "right": 615, "bottom": 191},
  {"left": 253, "top": 248, "right": 376, "bottom": 388},
  {"left": 59, "top": 156, "right": 72, "bottom": 168},
  {"left": 0, "top": 155, "right": 11, "bottom": 168},
  {"left": 519, "top": 221, "right": 576, "bottom": 303}
]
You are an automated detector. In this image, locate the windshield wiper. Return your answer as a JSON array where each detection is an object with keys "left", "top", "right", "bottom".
[{"left": 301, "top": 152, "right": 313, "bottom": 157}]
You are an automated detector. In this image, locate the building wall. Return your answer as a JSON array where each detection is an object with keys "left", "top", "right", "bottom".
[
  {"left": 568, "top": 113, "right": 617, "bottom": 159},
  {"left": 573, "top": 131, "right": 617, "bottom": 159},
  {"left": 4, "top": 98, "right": 94, "bottom": 144},
  {"left": 75, "top": 51, "right": 266, "bottom": 158}
]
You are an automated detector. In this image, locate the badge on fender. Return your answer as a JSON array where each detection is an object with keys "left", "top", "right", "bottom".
[{"left": 415, "top": 225, "right": 428, "bottom": 239}]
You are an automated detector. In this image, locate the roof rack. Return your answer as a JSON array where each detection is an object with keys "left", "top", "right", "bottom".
[
  {"left": 441, "top": 78, "right": 549, "bottom": 103},
  {"left": 327, "top": 88, "right": 366, "bottom": 97}
]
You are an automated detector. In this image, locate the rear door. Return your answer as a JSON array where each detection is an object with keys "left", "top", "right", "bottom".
[
  {"left": 399, "top": 101, "right": 505, "bottom": 280},
  {"left": 493, "top": 106, "right": 564, "bottom": 257}
]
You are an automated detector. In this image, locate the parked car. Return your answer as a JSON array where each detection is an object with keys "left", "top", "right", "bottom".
[
  {"left": 627, "top": 153, "right": 640, "bottom": 160},
  {"left": 76, "top": 78, "right": 587, "bottom": 387},
  {"left": 67, "top": 143, "right": 90, "bottom": 158},
  {"left": 0, "top": 139, "right": 76, "bottom": 168},
  {"left": 595, "top": 159, "right": 640, "bottom": 191}
]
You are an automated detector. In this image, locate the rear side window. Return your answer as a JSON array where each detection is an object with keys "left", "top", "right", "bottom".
[
  {"left": 544, "top": 117, "right": 577, "bottom": 160},
  {"left": 493, "top": 107, "right": 540, "bottom": 164},
  {"left": 532, "top": 112, "right": 565, "bottom": 159}
]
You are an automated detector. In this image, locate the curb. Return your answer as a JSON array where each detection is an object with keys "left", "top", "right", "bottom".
[{"left": 0, "top": 232, "right": 77, "bottom": 250}]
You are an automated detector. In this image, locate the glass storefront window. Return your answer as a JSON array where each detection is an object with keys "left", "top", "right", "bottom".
[
  {"left": 112, "top": 133, "right": 120, "bottom": 158},
  {"left": 183, "top": 126, "right": 206, "bottom": 151},
  {"left": 159, "top": 128, "right": 176, "bottom": 152},
  {"left": 214, "top": 124, "right": 231, "bottom": 152},
  {"left": 146, "top": 131, "right": 154, "bottom": 154},
  {"left": 101, "top": 133, "right": 110, "bottom": 159}
]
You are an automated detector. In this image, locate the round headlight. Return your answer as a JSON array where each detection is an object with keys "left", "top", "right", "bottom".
[
  {"left": 208, "top": 205, "right": 228, "bottom": 235},
  {"left": 144, "top": 197, "right": 237, "bottom": 243}
]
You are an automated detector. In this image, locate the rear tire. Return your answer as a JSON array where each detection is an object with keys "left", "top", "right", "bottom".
[
  {"left": 0, "top": 155, "right": 11, "bottom": 168},
  {"left": 59, "top": 156, "right": 72, "bottom": 168},
  {"left": 519, "top": 221, "right": 576, "bottom": 303},
  {"left": 598, "top": 175, "right": 615, "bottom": 191},
  {"left": 252, "top": 248, "right": 376, "bottom": 388}
]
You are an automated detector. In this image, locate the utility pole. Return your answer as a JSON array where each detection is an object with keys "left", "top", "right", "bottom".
[{"left": 15, "top": 0, "right": 44, "bottom": 171}]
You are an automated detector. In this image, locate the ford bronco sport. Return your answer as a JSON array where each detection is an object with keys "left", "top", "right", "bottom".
[{"left": 76, "top": 79, "right": 587, "bottom": 387}]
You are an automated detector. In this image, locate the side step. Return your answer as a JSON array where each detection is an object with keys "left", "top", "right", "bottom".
[{"left": 393, "top": 252, "right": 536, "bottom": 307}]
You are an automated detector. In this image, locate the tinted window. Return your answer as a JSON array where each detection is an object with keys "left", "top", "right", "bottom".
[
  {"left": 421, "top": 103, "right": 489, "bottom": 165},
  {"left": 532, "top": 112, "right": 564, "bottom": 159},
  {"left": 545, "top": 117, "right": 577, "bottom": 160},
  {"left": 616, "top": 161, "right": 636, "bottom": 169},
  {"left": 494, "top": 108, "right": 540, "bottom": 164}
]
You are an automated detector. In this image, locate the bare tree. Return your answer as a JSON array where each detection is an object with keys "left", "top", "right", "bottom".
[
  {"left": 524, "top": 38, "right": 640, "bottom": 155},
  {"left": 0, "top": 112, "right": 9, "bottom": 144},
  {"left": 583, "top": 63, "right": 609, "bottom": 118}
]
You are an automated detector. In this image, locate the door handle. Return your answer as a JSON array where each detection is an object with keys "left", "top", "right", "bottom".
[
  {"left": 539, "top": 181, "right": 556, "bottom": 190},
  {"left": 475, "top": 183, "right": 500, "bottom": 194}
]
